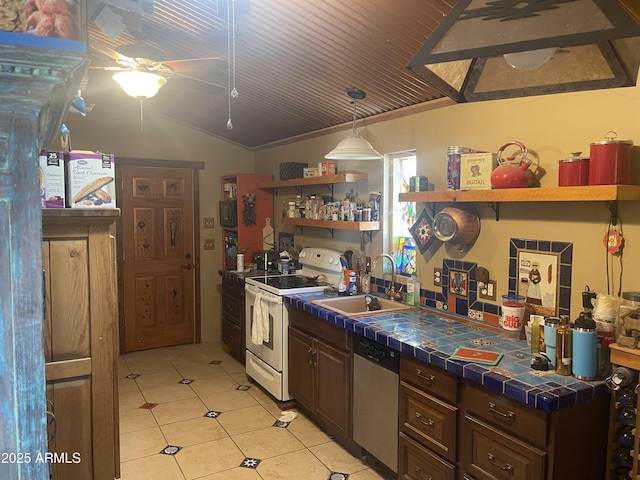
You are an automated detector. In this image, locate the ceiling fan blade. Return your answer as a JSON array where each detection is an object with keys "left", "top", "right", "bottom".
[
  {"left": 116, "top": 44, "right": 164, "bottom": 64},
  {"left": 89, "top": 66, "right": 129, "bottom": 71},
  {"left": 157, "top": 57, "right": 227, "bottom": 74},
  {"left": 172, "top": 72, "right": 226, "bottom": 93},
  {"left": 90, "top": 41, "right": 140, "bottom": 68}
]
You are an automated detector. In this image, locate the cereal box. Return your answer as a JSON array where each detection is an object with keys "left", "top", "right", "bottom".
[
  {"left": 459, "top": 152, "right": 496, "bottom": 190},
  {"left": 39, "top": 151, "right": 66, "bottom": 208},
  {"left": 66, "top": 152, "right": 116, "bottom": 208}
]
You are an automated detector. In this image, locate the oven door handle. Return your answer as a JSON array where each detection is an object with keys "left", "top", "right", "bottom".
[{"left": 245, "top": 284, "right": 282, "bottom": 304}]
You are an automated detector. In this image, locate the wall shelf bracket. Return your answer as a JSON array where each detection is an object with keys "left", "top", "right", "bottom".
[
  {"left": 605, "top": 200, "right": 618, "bottom": 225},
  {"left": 487, "top": 202, "right": 500, "bottom": 221}
]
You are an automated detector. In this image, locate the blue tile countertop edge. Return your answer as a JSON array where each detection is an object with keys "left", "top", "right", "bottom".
[{"left": 283, "top": 293, "right": 610, "bottom": 414}]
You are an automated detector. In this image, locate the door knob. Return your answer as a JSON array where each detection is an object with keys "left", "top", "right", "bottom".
[{"left": 184, "top": 264, "right": 193, "bottom": 270}]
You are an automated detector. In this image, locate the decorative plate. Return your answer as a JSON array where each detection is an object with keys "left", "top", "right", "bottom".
[{"left": 409, "top": 208, "right": 437, "bottom": 254}]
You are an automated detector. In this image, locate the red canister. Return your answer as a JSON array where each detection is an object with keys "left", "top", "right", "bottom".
[
  {"left": 589, "top": 132, "right": 633, "bottom": 185},
  {"left": 558, "top": 153, "right": 589, "bottom": 187}
]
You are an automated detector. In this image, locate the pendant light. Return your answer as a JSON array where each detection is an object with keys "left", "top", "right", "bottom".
[{"left": 325, "top": 87, "right": 383, "bottom": 161}]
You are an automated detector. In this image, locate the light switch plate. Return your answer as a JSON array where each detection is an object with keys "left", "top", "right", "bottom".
[
  {"left": 433, "top": 268, "right": 442, "bottom": 287},
  {"left": 204, "top": 238, "right": 215, "bottom": 250},
  {"left": 204, "top": 217, "right": 215, "bottom": 229},
  {"left": 478, "top": 280, "right": 497, "bottom": 301}
]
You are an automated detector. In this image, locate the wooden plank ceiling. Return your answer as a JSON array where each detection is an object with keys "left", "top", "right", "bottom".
[{"left": 86, "top": 0, "right": 454, "bottom": 148}]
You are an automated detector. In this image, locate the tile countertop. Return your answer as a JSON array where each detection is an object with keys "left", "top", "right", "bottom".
[{"left": 283, "top": 292, "right": 610, "bottom": 414}]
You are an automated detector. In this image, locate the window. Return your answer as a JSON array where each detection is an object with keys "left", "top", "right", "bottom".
[{"left": 384, "top": 151, "right": 416, "bottom": 276}]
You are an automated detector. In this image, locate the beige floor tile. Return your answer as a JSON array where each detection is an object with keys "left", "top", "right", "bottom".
[
  {"left": 257, "top": 449, "right": 330, "bottom": 480},
  {"left": 349, "top": 467, "right": 394, "bottom": 480},
  {"left": 232, "top": 425, "right": 305, "bottom": 459},
  {"left": 119, "top": 377, "right": 140, "bottom": 394},
  {"left": 230, "top": 372, "right": 251, "bottom": 385},
  {"left": 119, "top": 453, "right": 185, "bottom": 479},
  {"left": 189, "top": 375, "right": 239, "bottom": 396},
  {"left": 119, "top": 391, "right": 146, "bottom": 411},
  {"left": 119, "top": 426, "right": 168, "bottom": 462},
  {"left": 260, "top": 400, "right": 286, "bottom": 418},
  {"left": 119, "top": 408, "right": 158, "bottom": 434},
  {"left": 199, "top": 389, "right": 259, "bottom": 412},
  {"left": 152, "top": 397, "right": 208, "bottom": 426},
  {"left": 124, "top": 356, "right": 174, "bottom": 375},
  {"left": 246, "top": 384, "right": 274, "bottom": 404},
  {"left": 195, "top": 467, "right": 262, "bottom": 480},
  {"left": 310, "top": 441, "right": 368, "bottom": 474},
  {"left": 118, "top": 357, "right": 131, "bottom": 375},
  {"left": 174, "top": 437, "right": 245, "bottom": 479},
  {"left": 160, "top": 417, "right": 228, "bottom": 447},
  {"left": 173, "top": 362, "right": 227, "bottom": 380},
  {"left": 135, "top": 369, "right": 183, "bottom": 390},
  {"left": 217, "top": 405, "right": 276, "bottom": 436},
  {"left": 140, "top": 383, "right": 197, "bottom": 404},
  {"left": 287, "top": 417, "right": 332, "bottom": 447},
  {"left": 219, "top": 357, "right": 246, "bottom": 375}
]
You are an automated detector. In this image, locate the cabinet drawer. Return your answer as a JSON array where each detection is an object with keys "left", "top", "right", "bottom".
[
  {"left": 462, "top": 381, "right": 547, "bottom": 449},
  {"left": 222, "top": 292, "right": 243, "bottom": 323},
  {"left": 401, "top": 355, "right": 458, "bottom": 404},
  {"left": 288, "top": 306, "right": 350, "bottom": 351},
  {"left": 399, "top": 432, "right": 455, "bottom": 480},
  {"left": 460, "top": 415, "right": 546, "bottom": 480},
  {"left": 222, "top": 278, "right": 245, "bottom": 297},
  {"left": 400, "top": 381, "right": 457, "bottom": 463}
]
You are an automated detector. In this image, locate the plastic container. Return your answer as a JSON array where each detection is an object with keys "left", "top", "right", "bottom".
[
  {"left": 544, "top": 317, "right": 561, "bottom": 368},
  {"left": 615, "top": 292, "right": 640, "bottom": 348}
]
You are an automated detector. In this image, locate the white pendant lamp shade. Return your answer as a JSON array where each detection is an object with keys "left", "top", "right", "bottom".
[
  {"left": 324, "top": 134, "right": 383, "bottom": 160},
  {"left": 113, "top": 71, "right": 167, "bottom": 99},
  {"left": 325, "top": 87, "right": 383, "bottom": 161}
]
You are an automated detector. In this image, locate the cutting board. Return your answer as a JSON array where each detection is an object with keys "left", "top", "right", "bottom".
[{"left": 263, "top": 218, "right": 274, "bottom": 250}]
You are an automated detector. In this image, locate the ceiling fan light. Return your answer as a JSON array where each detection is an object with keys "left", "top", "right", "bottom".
[
  {"left": 112, "top": 71, "right": 167, "bottom": 99},
  {"left": 324, "top": 134, "right": 383, "bottom": 160}
]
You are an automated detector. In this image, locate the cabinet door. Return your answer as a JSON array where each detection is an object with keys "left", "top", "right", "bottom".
[
  {"left": 221, "top": 317, "right": 243, "bottom": 359},
  {"left": 315, "top": 338, "right": 351, "bottom": 437},
  {"left": 288, "top": 326, "right": 315, "bottom": 410}
]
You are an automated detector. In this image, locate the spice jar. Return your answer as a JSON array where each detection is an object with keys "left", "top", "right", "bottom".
[{"left": 615, "top": 292, "right": 640, "bottom": 348}]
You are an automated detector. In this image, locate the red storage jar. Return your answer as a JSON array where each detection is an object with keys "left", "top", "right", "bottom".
[
  {"left": 589, "top": 132, "right": 633, "bottom": 185},
  {"left": 558, "top": 153, "right": 589, "bottom": 187}
]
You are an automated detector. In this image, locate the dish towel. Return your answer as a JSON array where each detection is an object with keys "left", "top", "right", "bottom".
[{"left": 251, "top": 293, "right": 270, "bottom": 345}]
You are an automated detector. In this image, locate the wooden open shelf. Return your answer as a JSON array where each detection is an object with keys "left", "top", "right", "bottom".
[
  {"left": 399, "top": 185, "right": 640, "bottom": 203},
  {"left": 281, "top": 217, "right": 379, "bottom": 231},
  {"left": 258, "top": 172, "right": 368, "bottom": 189}
]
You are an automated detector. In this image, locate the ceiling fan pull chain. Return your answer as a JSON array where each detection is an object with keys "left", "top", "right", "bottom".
[
  {"left": 231, "top": 0, "right": 238, "bottom": 99},
  {"left": 226, "top": 0, "right": 234, "bottom": 129}
]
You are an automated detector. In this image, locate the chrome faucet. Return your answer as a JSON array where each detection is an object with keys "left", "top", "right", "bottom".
[{"left": 372, "top": 253, "right": 403, "bottom": 301}]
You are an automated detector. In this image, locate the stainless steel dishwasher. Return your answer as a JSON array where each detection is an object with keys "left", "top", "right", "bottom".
[{"left": 353, "top": 333, "right": 399, "bottom": 473}]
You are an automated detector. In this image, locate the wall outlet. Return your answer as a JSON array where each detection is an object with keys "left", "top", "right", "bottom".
[
  {"left": 203, "top": 217, "right": 215, "bottom": 229},
  {"left": 478, "top": 279, "right": 497, "bottom": 301},
  {"left": 433, "top": 268, "right": 442, "bottom": 287},
  {"left": 204, "top": 238, "right": 215, "bottom": 250}
]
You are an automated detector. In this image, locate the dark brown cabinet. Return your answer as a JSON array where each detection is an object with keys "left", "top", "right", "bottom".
[
  {"left": 399, "top": 355, "right": 458, "bottom": 479},
  {"left": 288, "top": 307, "right": 352, "bottom": 443},
  {"left": 221, "top": 275, "right": 245, "bottom": 362}
]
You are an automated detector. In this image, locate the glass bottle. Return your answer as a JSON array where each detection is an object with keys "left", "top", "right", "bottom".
[{"left": 555, "top": 315, "right": 572, "bottom": 376}]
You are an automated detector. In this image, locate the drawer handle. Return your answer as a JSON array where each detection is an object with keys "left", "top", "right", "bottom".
[
  {"left": 489, "top": 402, "right": 516, "bottom": 422},
  {"left": 308, "top": 347, "right": 313, "bottom": 365},
  {"left": 416, "top": 369, "right": 435, "bottom": 384},
  {"left": 414, "top": 466, "right": 433, "bottom": 480},
  {"left": 415, "top": 412, "right": 434, "bottom": 428},
  {"left": 487, "top": 453, "right": 513, "bottom": 473}
]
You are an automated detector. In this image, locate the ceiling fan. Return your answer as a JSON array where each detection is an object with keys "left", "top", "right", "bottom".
[{"left": 89, "top": 42, "right": 228, "bottom": 98}]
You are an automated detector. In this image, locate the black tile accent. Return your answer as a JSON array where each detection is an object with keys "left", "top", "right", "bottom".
[
  {"left": 236, "top": 385, "right": 251, "bottom": 391},
  {"left": 204, "top": 410, "right": 221, "bottom": 418},
  {"left": 328, "top": 473, "right": 349, "bottom": 480},
  {"left": 273, "top": 419, "right": 290, "bottom": 428},
  {"left": 209, "top": 360, "right": 223, "bottom": 365},
  {"left": 125, "top": 373, "right": 140, "bottom": 379},
  {"left": 179, "top": 379, "right": 194, "bottom": 384},
  {"left": 240, "top": 457, "right": 261, "bottom": 469}
]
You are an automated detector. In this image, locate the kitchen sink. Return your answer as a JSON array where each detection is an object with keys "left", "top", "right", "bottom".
[{"left": 312, "top": 295, "right": 411, "bottom": 316}]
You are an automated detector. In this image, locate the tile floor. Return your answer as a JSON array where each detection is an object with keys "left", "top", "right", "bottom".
[{"left": 118, "top": 342, "right": 391, "bottom": 480}]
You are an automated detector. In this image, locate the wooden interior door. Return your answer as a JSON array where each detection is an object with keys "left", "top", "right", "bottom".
[{"left": 121, "top": 167, "right": 196, "bottom": 351}]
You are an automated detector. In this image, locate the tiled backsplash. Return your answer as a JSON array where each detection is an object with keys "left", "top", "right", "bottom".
[{"left": 372, "top": 237, "right": 573, "bottom": 326}]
